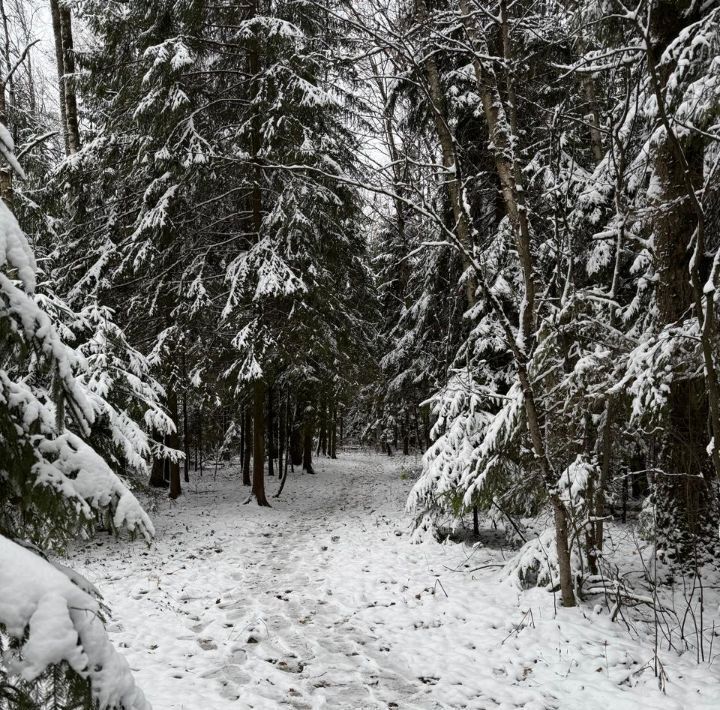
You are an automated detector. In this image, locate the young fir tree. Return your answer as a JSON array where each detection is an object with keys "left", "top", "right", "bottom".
[{"left": 0, "top": 120, "right": 151, "bottom": 710}]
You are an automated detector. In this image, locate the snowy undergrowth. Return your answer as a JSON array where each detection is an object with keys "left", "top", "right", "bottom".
[{"left": 64, "top": 453, "right": 720, "bottom": 709}]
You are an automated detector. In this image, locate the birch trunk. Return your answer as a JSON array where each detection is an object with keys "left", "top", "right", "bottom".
[{"left": 58, "top": 4, "right": 80, "bottom": 154}]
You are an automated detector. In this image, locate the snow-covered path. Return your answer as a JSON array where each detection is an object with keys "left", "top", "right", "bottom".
[{"left": 67, "top": 453, "right": 720, "bottom": 709}]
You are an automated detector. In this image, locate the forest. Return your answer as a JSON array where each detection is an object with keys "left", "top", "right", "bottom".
[{"left": 2, "top": 0, "right": 720, "bottom": 708}]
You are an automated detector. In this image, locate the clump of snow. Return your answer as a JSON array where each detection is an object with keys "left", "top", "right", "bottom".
[
  {"left": 0, "top": 197, "right": 36, "bottom": 291},
  {"left": 35, "top": 431, "right": 155, "bottom": 540},
  {"left": 500, "top": 527, "right": 562, "bottom": 590},
  {"left": 558, "top": 455, "right": 598, "bottom": 511}
]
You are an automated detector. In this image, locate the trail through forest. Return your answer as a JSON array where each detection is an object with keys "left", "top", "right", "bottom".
[{"left": 65, "top": 454, "right": 718, "bottom": 710}]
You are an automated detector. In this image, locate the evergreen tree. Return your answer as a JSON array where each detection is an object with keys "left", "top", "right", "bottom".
[{"left": 0, "top": 122, "right": 151, "bottom": 710}]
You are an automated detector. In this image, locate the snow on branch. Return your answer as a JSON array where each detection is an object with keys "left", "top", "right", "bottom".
[{"left": 0, "top": 536, "right": 150, "bottom": 710}]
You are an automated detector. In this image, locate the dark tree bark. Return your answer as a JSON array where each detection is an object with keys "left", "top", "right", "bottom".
[
  {"left": 48, "top": 0, "right": 69, "bottom": 156},
  {"left": 183, "top": 388, "right": 190, "bottom": 483},
  {"left": 243, "top": 406, "right": 252, "bottom": 486},
  {"left": 0, "top": 0, "right": 11, "bottom": 206},
  {"left": 290, "top": 400, "right": 303, "bottom": 467},
  {"left": 644, "top": 0, "right": 719, "bottom": 560},
  {"left": 198, "top": 407, "right": 204, "bottom": 476},
  {"left": 149, "top": 429, "right": 169, "bottom": 488},
  {"left": 193, "top": 409, "right": 198, "bottom": 471},
  {"left": 58, "top": 3, "right": 80, "bottom": 154},
  {"left": 653, "top": 136, "right": 717, "bottom": 558},
  {"left": 316, "top": 401, "right": 326, "bottom": 457},
  {"left": 239, "top": 405, "right": 245, "bottom": 476},
  {"left": 168, "top": 386, "right": 182, "bottom": 499},
  {"left": 250, "top": 379, "right": 270, "bottom": 505},
  {"left": 330, "top": 401, "right": 337, "bottom": 459},
  {"left": 402, "top": 409, "right": 410, "bottom": 456},
  {"left": 302, "top": 415, "right": 315, "bottom": 474},
  {"left": 267, "top": 385, "right": 274, "bottom": 477},
  {"left": 414, "top": 0, "right": 476, "bottom": 308},
  {"left": 278, "top": 392, "right": 286, "bottom": 476},
  {"left": 275, "top": 395, "right": 292, "bottom": 498}
]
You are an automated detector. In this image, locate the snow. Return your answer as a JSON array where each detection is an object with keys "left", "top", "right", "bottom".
[
  {"left": 62, "top": 453, "right": 720, "bottom": 709},
  {"left": 35, "top": 431, "right": 155, "bottom": 540},
  {"left": 0, "top": 197, "right": 36, "bottom": 291}
]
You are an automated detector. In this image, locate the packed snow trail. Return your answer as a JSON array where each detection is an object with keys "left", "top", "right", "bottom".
[{"left": 67, "top": 454, "right": 719, "bottom": 709}]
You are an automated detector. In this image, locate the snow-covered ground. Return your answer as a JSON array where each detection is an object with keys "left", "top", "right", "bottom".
[{"left": 65, "top": 453, "right": 720, "bottom": 709}]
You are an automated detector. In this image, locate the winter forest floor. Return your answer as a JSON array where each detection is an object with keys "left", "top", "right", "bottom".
[{"left": 65, "top": 453, "right": 720, "bottom": 710}]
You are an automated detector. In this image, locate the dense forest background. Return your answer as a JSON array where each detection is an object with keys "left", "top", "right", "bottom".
[{"left": 2, "top": 0, "right": 720, "bottom": 707}]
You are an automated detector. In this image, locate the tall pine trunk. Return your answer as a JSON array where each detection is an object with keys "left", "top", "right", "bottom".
[
  {"left": 267, "top": 385, "right": 274, "bottom": 477},
  {"left": 303, "top": 415, "right": 315, "bottom": 474},
  {"left": 168, "top": 386, "right": 182, "bottom": 499},
  {"left": 250, "top": 379, "right": 270, "bottom": 505},
  {"left": 183, "top": 388, "right": 190, "bottom": 483},
  {"left": 243, "top": 406, "right": 252, "bottom": 486},
  {"left": 415, "top": 0, "right": 476, "bottom": 308},
  {"left": 330, "top": 401, "right": 337, "bottom": 459},
  {"left": 653, "top": 136, "right": 716, "bottom": 558},
  {"left": 49, "top": 0, "right": 69, "bottom": 156},
  {"left": 149, "top": 429, "right": 169, "bottom": 488}
]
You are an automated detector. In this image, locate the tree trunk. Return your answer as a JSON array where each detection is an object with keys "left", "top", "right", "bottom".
[
  {"left": 168, "top": 386, "right": 182, "bottom": 499},
  {"left": 58, "top": 4, "right": 80, "bottom": 154},
  {"left": 653, "top": 136, "right": 716, "bottom": 558},
  {"left": 0, "top": 80, "right": 10, "bottom": 207},
  {"left": 0, "top": 0, "right": 13, "bottom": 206},
  {"left": 194, "top": 409, "right": 198, "bottom": 471},
  {"left": 267, "top": 385, "right": 274, "bottom": 477},
  {"left": 302, "top": 415, "right": 315, "bottom": 474},
  {"left": 330, "top": 401, "right": 337, "bottom": 459},
  {"left": 198, "top": 407, "right": 204, "bottom": 476},
  {"left": 149, "top": 429, "right": 169, "bottom": 488},
  {"left": 277, "top": 392, "right": 285, "bottom": 478},
  {"left": 49, "top": 0, "right": 69, "bottom": 156},
  {"left": 239, "top": 404, "right": 245, "bottom": 477},
  {"left": 183, "top": 388, "right": 190, "bottom": 483},
  {"left": 459, "top": 0, "right": 534, "bottom": 342},
  {"left": 457, "top": 0, "right": 575, "bottom": 606},
  {"left": 243, "top": 406, "right": 252, "bottom": 486},
  {"left": 275, "top": 396, "right": 292, "bottom": 498},
  {"left": 290, "top": 400, "right": 303, "bottom": 467},
  {"left": 250, "top": 379, "right": 270, "bottom": 505},
  {"left": 415, "top": 0, "right": 476, "bottom": 308},
  {"left": 403, "top": 409, "right": 410, "bottom": 456}
]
